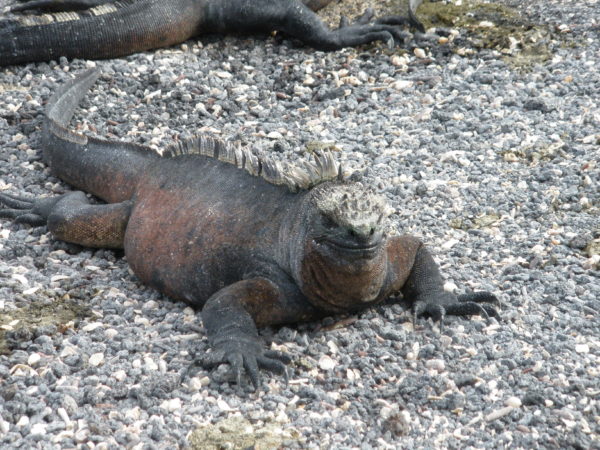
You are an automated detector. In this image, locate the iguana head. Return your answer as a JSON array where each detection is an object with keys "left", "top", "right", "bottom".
[{"left": 296, "top": 182, "right": 393, "bottom": 312}]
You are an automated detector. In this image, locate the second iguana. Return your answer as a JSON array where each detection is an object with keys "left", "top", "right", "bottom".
[
  {"left": 0, "top": 69, "right": 499, "bottom": 388},
  {"left": 0, "top": 0, "right": 424, "bottom": 66}
]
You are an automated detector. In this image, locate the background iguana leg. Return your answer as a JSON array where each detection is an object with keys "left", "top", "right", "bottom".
[
  {"left": 0, "top": 191, "right": 131, "bottom": 249},
  {"left": 205, "top": 0, "right": 414, "bottom": 51},
  {"left": 200, "top": 277, "right": 319, "bottom": 389},
  {"left": 10, "top": 0, "right": 113, "bottom": 13}
]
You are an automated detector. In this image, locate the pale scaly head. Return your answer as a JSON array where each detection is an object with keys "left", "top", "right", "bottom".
[
  {"left": 312, "top": 182, "right": 391, "bottom": 252},
  {"left": 297, "top": 182, "right": 393, "bottom": 312}
]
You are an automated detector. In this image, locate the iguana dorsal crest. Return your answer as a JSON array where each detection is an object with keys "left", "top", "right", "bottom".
[
  {"left": 164, "top": 134, "right": 343, "bottom": 192},
  {"left": 13, "top": 0, "right": 132, "bottom": 27}
]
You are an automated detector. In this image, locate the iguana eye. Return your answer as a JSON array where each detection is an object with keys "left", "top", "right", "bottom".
[{"left": 322, "top": 215, "right": 338, "bottom": 230}]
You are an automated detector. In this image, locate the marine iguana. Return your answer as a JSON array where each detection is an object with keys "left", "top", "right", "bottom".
[
  {"left": 0, "top": 70, "right": 499, "bottom": 388},
  {"left": 0, "top": 0, "right": 425, "bottom": 66}
]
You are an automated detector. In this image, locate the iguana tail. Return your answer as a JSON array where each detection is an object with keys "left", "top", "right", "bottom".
[
  {"left": 43, "top": 69, "right": 160, "bottom": 203},
  {"left": 0, "top": 0, "right": 201, "bottom": 67}
]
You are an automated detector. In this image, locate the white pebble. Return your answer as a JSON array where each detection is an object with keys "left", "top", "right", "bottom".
[
  {"left": 27, "top": 353, "right": 41, "bottom": 366},
  {"left": 505, "top": 396, "right": 522, "bottom": 408},
  {"left": 112, "top": 370, "right": 127, "bottom": 382},
  {"left": 11, "top": 273, "right": 28, "bottom": 286},
  {"left": 188, "top": 376, "right": 208, "bottom": 391},
  {"left": 74, "top": 428, "right": 89, "bottom": 442},
  {"left": 30, "top": 423, "right": 47, "bottom": 435},
  {"left": 158, "top": 359, "right": 168, "bottom": 373},
  {"left": 88, "top": 353, "right": 104, "bottom": 367},
  {"left": 414, "top": 48, "right": 427, "bottom": 59},
  {"left": 213, "top": 70, "right": 232, "bottom": 79},
  {"left": 144, "top": 357, "right": 158, "bottom": 371},
  {"left": 575, "top": 344, "right": 589, "bottom": 353},
  {"left": 125, "top": 407, "right": 142, "bottom": 420},
  {"left": 327, "top": 340, "right": 339, "bottom": 354},
  {"left": 390, "top": 55, "right": 409, "bottom": 67},
  {"left": 57, "top": 407, "right": 71, "bottom": 427},
  {"left": 0, "top": 416, "right": 9, "bottom": 434},
  {"left": 391, "top": 80, "right": 414, "bottom": 91},
  {"left": 16, "top": 416, "right": 29, "bottom": 427},
  {"left": 318, "top": 355, "right": 336, "bottom": 371},
  {"left": 160, "top": 398, "right": 182, "bottom": 412},
  {"left": 104, "top": 328, "right": 118, "bottom": 339},
  {"left": 346, "top": 368, "right": 356, "bottom": 382},
  {"left": 425, "top": 359, "right": 446, "bottom": 372},
  {"left": 82, "top": 322, "right": 103, "bottom": 332},
  {"left": 217, "top": 399, "right": 234, "bottom": 411},
  {"left": 485, "top": 406, "right": 513, "bottom": 422},
  {"left": 267, "top": 131, "right": 283, "bottom": 139},
  {"left": 22, "top": 286, "right": 40, "bottom": 295}
]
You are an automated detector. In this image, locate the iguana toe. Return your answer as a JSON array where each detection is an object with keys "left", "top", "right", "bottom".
[
  {"left": 227, "top": 352, "right": 245, "bottom": 387},
  {"left": 0, "top": 192, "right": 34, "bottom": 209},
  {"left": 444, "top": 301, "right": 491, "bottom": 319},
  {"left": 257, "top": 356, "right": 289, "bottom": 385},
  {"left": 0, "top": 193, "right": 44, "bottom": 225},
  {"left": 412, "top": 290, "right": 500, "bottom": 331},
  {"left": 204, "top": 335, "right": 292, "bottom": 390},
  {"left": 353, "top": 8, "right": 376, "bottom": 26},
  {"left": 0, "top": 192, "right": 67, "bottom": 226},
  {"left": 332, "top": 24, "right": 408, "bottom": 49},
  {"left": 14, "top": 213, "right": 47, "bottom": 226},
  {"left": 242, "top": 355, "right": 262, "bottom": 390},
  {"left": 457, "top": 292, "right": 500, "bottom": 305}
]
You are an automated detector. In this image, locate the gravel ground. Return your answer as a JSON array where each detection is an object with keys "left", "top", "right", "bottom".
[{"left": 0, "top": 0, "right": 599, "bottom": 448}]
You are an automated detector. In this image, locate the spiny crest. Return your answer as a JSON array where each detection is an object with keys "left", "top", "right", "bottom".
[
  {"left": 314, "top": 183, "right": 391, "bottom": 231},
  {"left": 13, "top": 0, "right": 134, "bottom": 27},
  {"left": 163, "top": 134, "right": 343, "bottom": 192}
]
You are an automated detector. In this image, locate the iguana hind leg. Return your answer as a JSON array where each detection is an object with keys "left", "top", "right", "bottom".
[{"left": 0, "top": 191, "right": 131, "bottom": 249}]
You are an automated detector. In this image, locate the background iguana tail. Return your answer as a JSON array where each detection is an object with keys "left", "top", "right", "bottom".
[
  {"left": 43, "top": 68, "right": 160, "bottom": 204},
  {"left": 0, "top": 0, "right": 204, "bottom": 66}
]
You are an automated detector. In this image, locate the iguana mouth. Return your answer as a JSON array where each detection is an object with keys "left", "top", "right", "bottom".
[{"left": 324, "top": 239, "right": 382, "bottom": 255}]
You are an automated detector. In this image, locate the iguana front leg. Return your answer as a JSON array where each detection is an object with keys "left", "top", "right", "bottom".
[
  {"left": 386, "top": 236, "right": 499, "bottom": 329},
  {"left": 200, "top": 277, "right": 319, "bottom": 390},
  {"left": 0, "top": 191, "right": 131, "bottom": 248}
]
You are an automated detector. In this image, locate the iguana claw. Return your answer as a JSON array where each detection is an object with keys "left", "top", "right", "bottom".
[
  {"left": 200, "top": 337, "right": 290, "bottom": 390},
  {"left": 412, "top": 291, "right": 500, "bottom": 333},
  {"left": 0, "top": 192, "right": 60, "bottom": 226}
]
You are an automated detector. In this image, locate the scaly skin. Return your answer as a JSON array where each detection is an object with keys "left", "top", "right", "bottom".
[
  {"left": 0, "top": 0, "right": 424, "bottom": 66},
  {"left": 0, "top": 70, "right": 500, "bottom": 390}
]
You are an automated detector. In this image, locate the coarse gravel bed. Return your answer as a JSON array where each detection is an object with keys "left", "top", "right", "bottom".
[{"left": 0, "top": 0, "right": 598, "bottom": 448}]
